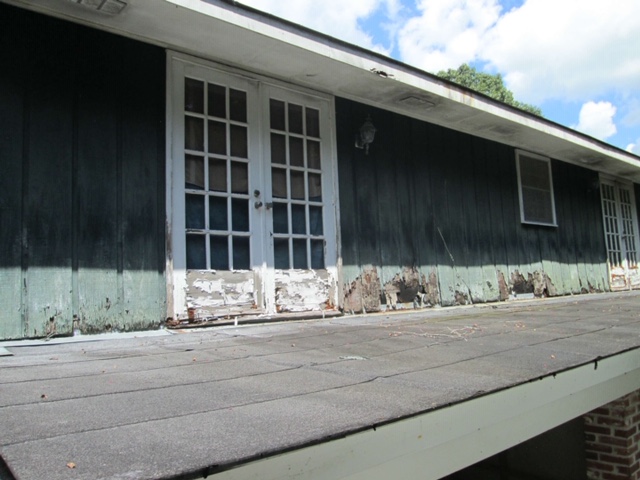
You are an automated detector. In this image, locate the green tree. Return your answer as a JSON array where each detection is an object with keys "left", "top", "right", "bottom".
[{"left": 437, "top": 64, "right": 542, "bottom": 116}]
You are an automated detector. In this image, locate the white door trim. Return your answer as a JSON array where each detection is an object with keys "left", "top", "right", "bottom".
[{"left": 166, "top": 51, "right": 340, "bottom": 319}]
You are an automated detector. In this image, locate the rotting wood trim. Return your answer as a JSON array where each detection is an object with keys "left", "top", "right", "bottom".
[
  {"left": 343, "top": 267, "right": 382, "bottom": 314},
  {"left": 496, "top": 270, "right": 510, "bottom": 301},
  {"left": 510, "top": 270, "right": 557, "bottom": 298},
  {"left": 383, "top": 267, "right": 423, "bottom": 309}
]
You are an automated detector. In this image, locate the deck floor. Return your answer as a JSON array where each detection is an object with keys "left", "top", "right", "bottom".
[{"left": 1, "top": 291, "right": 640, "bottom": 480}]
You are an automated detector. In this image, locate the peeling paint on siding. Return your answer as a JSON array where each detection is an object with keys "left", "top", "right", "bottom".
[
  {"left": 186, "top": 270, "right": 256, "bottom": 318},
  {"left": 274, "top": 269, "right": 331, "bottom": 313}
]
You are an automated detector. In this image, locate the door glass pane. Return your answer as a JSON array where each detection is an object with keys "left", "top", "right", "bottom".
[
  {"left": 230, "top": 125, "right": 248, "bottom": 158},
  {"left": 291, "top": 204, "right": 306, "bottom": 234},
  {"left": 274, "top": 238, "right": 289, "bottom": 269},
  {"left": 186, "top": 194, "right": 205, "bottom": 229},
  {"left": 209, "top": 196, "right": 228, "bottom": 231},
  {"left": 208, "top": 121, "right": 227, "bottom": 155},
  {"left": 271, "top": 133, "right": 286, "bottom": 164},
  {"left": 293, "top": 239, "right": 307, "bottom": 269},
  {"left": 273, "top": 203, "right": 288, "bottom": 234},
  {"left": 185, "top": 155, "right": 205, "bottom": 190},
  {"left": 209, "top": 159, "right": 227, "bottom": 192},
  {"left": 306, "top": 108, "right": 319, "bottom": 137},
  {"left": 208, "top": 84, "right": 226, "bottom": 119},
  {"left": 270, "top": 99, "right": 285, "bottom": 131},
  {"left": 232, "top": 198, "right": 249, "bottom": 232},
  {"left": 267, "top": 95, "right": 328, "bottom": 276},
  {"left": 185, "top": 116, "right": 204, "bottom": 151},
  {"left": 210, "top": 235, "right": 229, "bottom": 270},
  {"left": 308, "top": 173, "right": 322, "bottom": 201},
  {"left": 288, "top": 103, "right": 303, "bottom": 134},
  {"left": 182, "top": 72, "right": 271, "bottom": 277},
  {"left": 233, "top": 236, "right": 250, "bottom": 270},
  {"left": 291, "top": 171, "right": 305, "bottom": 200},
  {"left": 311, "top": 240, "right": 324, "bottom": 269},
  {"left": 231, "top": 162, "right": 248, "bottom": 194},
  {"left": 309, "top": 206, "right": 323, "bottom": 235},
  {"left": 229, "top": 89, "right": 247, "bottom": 122},
  {"left": 290, "top": 137, "right": 304, "bottom": 167},
  {"left": 307, "top": 140, "right": 321, "bottom": 170},
  {"left": 186, "top": 235, "right": 206, "bottom": 270},
  {"left": 272, "top": 168, "right": 287, "bottom": 199},
  {"left": 185, "top": 78, "right": 204, "bottom": 114}
]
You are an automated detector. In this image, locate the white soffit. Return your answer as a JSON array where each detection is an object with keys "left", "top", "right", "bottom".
[{"left": 6, "top": 0, "right": 640, "bottom": 181}]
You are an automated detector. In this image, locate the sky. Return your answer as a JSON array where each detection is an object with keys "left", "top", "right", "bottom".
[{"left": 237, "top": 0, "right": 640, "bottom": 155}]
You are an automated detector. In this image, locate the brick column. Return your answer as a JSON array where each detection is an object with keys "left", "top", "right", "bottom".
[{"left": 584, "top": 390, "right": 640, "bottom": 480}]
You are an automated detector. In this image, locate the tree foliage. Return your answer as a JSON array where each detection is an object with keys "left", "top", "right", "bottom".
[{"left": 437, "top": 64, "right": 542, "bottom": 116}]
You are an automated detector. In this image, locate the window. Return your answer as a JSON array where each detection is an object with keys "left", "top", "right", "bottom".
[{"left": 516, "top": 150, "right": 557, "bottom": 226}]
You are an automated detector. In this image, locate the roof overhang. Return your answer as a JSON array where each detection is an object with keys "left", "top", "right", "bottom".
[
  {"left": 6, "top": 0, "right": 640, "bottom": 181},
  {"left": 209, "top": 348, "right": 640, "bottom": 480}
]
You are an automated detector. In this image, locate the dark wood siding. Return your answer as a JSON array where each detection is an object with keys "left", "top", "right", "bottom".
[
  {"left": 337, "top": 97, "right": 608, "bottom": 311},
  {"left": 0, "top": 5, "right": 166, "bottom": 339}
]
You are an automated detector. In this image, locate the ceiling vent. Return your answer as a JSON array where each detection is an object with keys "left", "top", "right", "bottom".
[
  {"left": 66, "top": 0, "right": 127, "bottom": 15},
  {"left": 397, "top": 95, "right": 436, "bottom": 109}
]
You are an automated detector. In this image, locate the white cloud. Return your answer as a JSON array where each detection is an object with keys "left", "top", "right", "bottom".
[
  {"left": 479, "top": 0, "right": 640, "bottom": 103},
  {"left": 397, "top": 0, "right": 501, "bottom": 72},
  {"left": 627, "top": 141, "right": 640, "bottom": 155},
  {"left": 393, "top": 0, "right": 640, "bottom": 103},
  {"left": 238, "top": 0, "right": 640, "bottom": 151},
  {"left": 573, "top": 101, "right": 617, "bottom": 140},
  {"left": 237, "top": 0, "right": 396, "bottom": 54}
]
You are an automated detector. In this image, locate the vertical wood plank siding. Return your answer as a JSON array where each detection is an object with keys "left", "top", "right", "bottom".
[
  {"left": 337, "top": 97, "right": 609, "bottom": 311},
  {"left": 0, "top": 5, "right": 166, "bottom": 339}
]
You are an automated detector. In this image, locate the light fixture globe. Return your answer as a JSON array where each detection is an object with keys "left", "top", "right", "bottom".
[{"left": 355, "top": 115, "right": 376, "bottom": 155}]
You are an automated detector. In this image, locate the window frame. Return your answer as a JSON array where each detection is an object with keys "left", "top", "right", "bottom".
[{"left": 515, "top": 150, "right": 558, "bottom": 227}]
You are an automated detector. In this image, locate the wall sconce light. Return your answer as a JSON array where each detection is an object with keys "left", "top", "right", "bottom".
[{"left": 355, "top": 115, "right": 376, "bottom": 155}]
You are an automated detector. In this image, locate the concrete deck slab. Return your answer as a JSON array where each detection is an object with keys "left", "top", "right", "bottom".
[{"left": 1, "top": 291, "right": 639, "bottom": 480}]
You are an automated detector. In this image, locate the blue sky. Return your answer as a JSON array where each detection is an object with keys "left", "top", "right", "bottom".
[{"left": 238, "top": 0, "right": 640, "bottom": 155}]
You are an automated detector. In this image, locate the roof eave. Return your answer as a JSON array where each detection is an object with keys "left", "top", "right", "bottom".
[{"left": 5, "top": 0, "right": 640, "bottom": 181}]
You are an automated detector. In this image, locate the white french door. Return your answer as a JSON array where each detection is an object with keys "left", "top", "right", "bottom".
[
  {"left": 600, "top": 176, "right": 640, "bottom": 291},
  {"left": 168, "top": 54, "right": 338, "bottom": 319}
]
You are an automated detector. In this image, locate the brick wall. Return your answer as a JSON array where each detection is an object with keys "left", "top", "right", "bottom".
[{"left": 584, "top": 390, "right": 640, "bottom": 480}]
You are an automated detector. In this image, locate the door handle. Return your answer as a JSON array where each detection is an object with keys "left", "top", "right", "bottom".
[
  {"left": 265, "top": 202, "right": 273, "bottom": 210},
  {"left": 254, "top": 201, "right": 263, "bottom": 209}
]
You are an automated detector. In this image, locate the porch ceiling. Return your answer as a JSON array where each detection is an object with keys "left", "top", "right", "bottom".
[{"left": 6, "top": 0, "right": 640, "bottom": 182}]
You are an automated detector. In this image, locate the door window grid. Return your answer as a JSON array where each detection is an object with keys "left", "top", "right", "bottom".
[
  {"left": 184, "top": 77, "right": 251, "bottom": 270},
  {"left": 270, "top": 98, "right": 325, "bottom": 270},
  {"left": 602, "top": 184, "right": 622, "bottom": 267},
  {"left": 602, "top": 182, "right": 640, "bottom": 271},
  {"left": 619, "top": 188, "right": 639, "bottom": 266}
]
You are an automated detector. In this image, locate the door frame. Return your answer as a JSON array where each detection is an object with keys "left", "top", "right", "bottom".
[
  {"left": 166, "top": 51, "right": 341, "bottom": 320},
  {"left": 599, "top": 174, "right": 640, "bottom": 291}
]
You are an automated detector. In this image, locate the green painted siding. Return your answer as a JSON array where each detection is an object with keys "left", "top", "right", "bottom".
[
  {"left": 0, "top": 5, "right": 166, "bottom": 339},
  {"left": 337, "top": 97, "right": 609, "bottom": 311}
]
